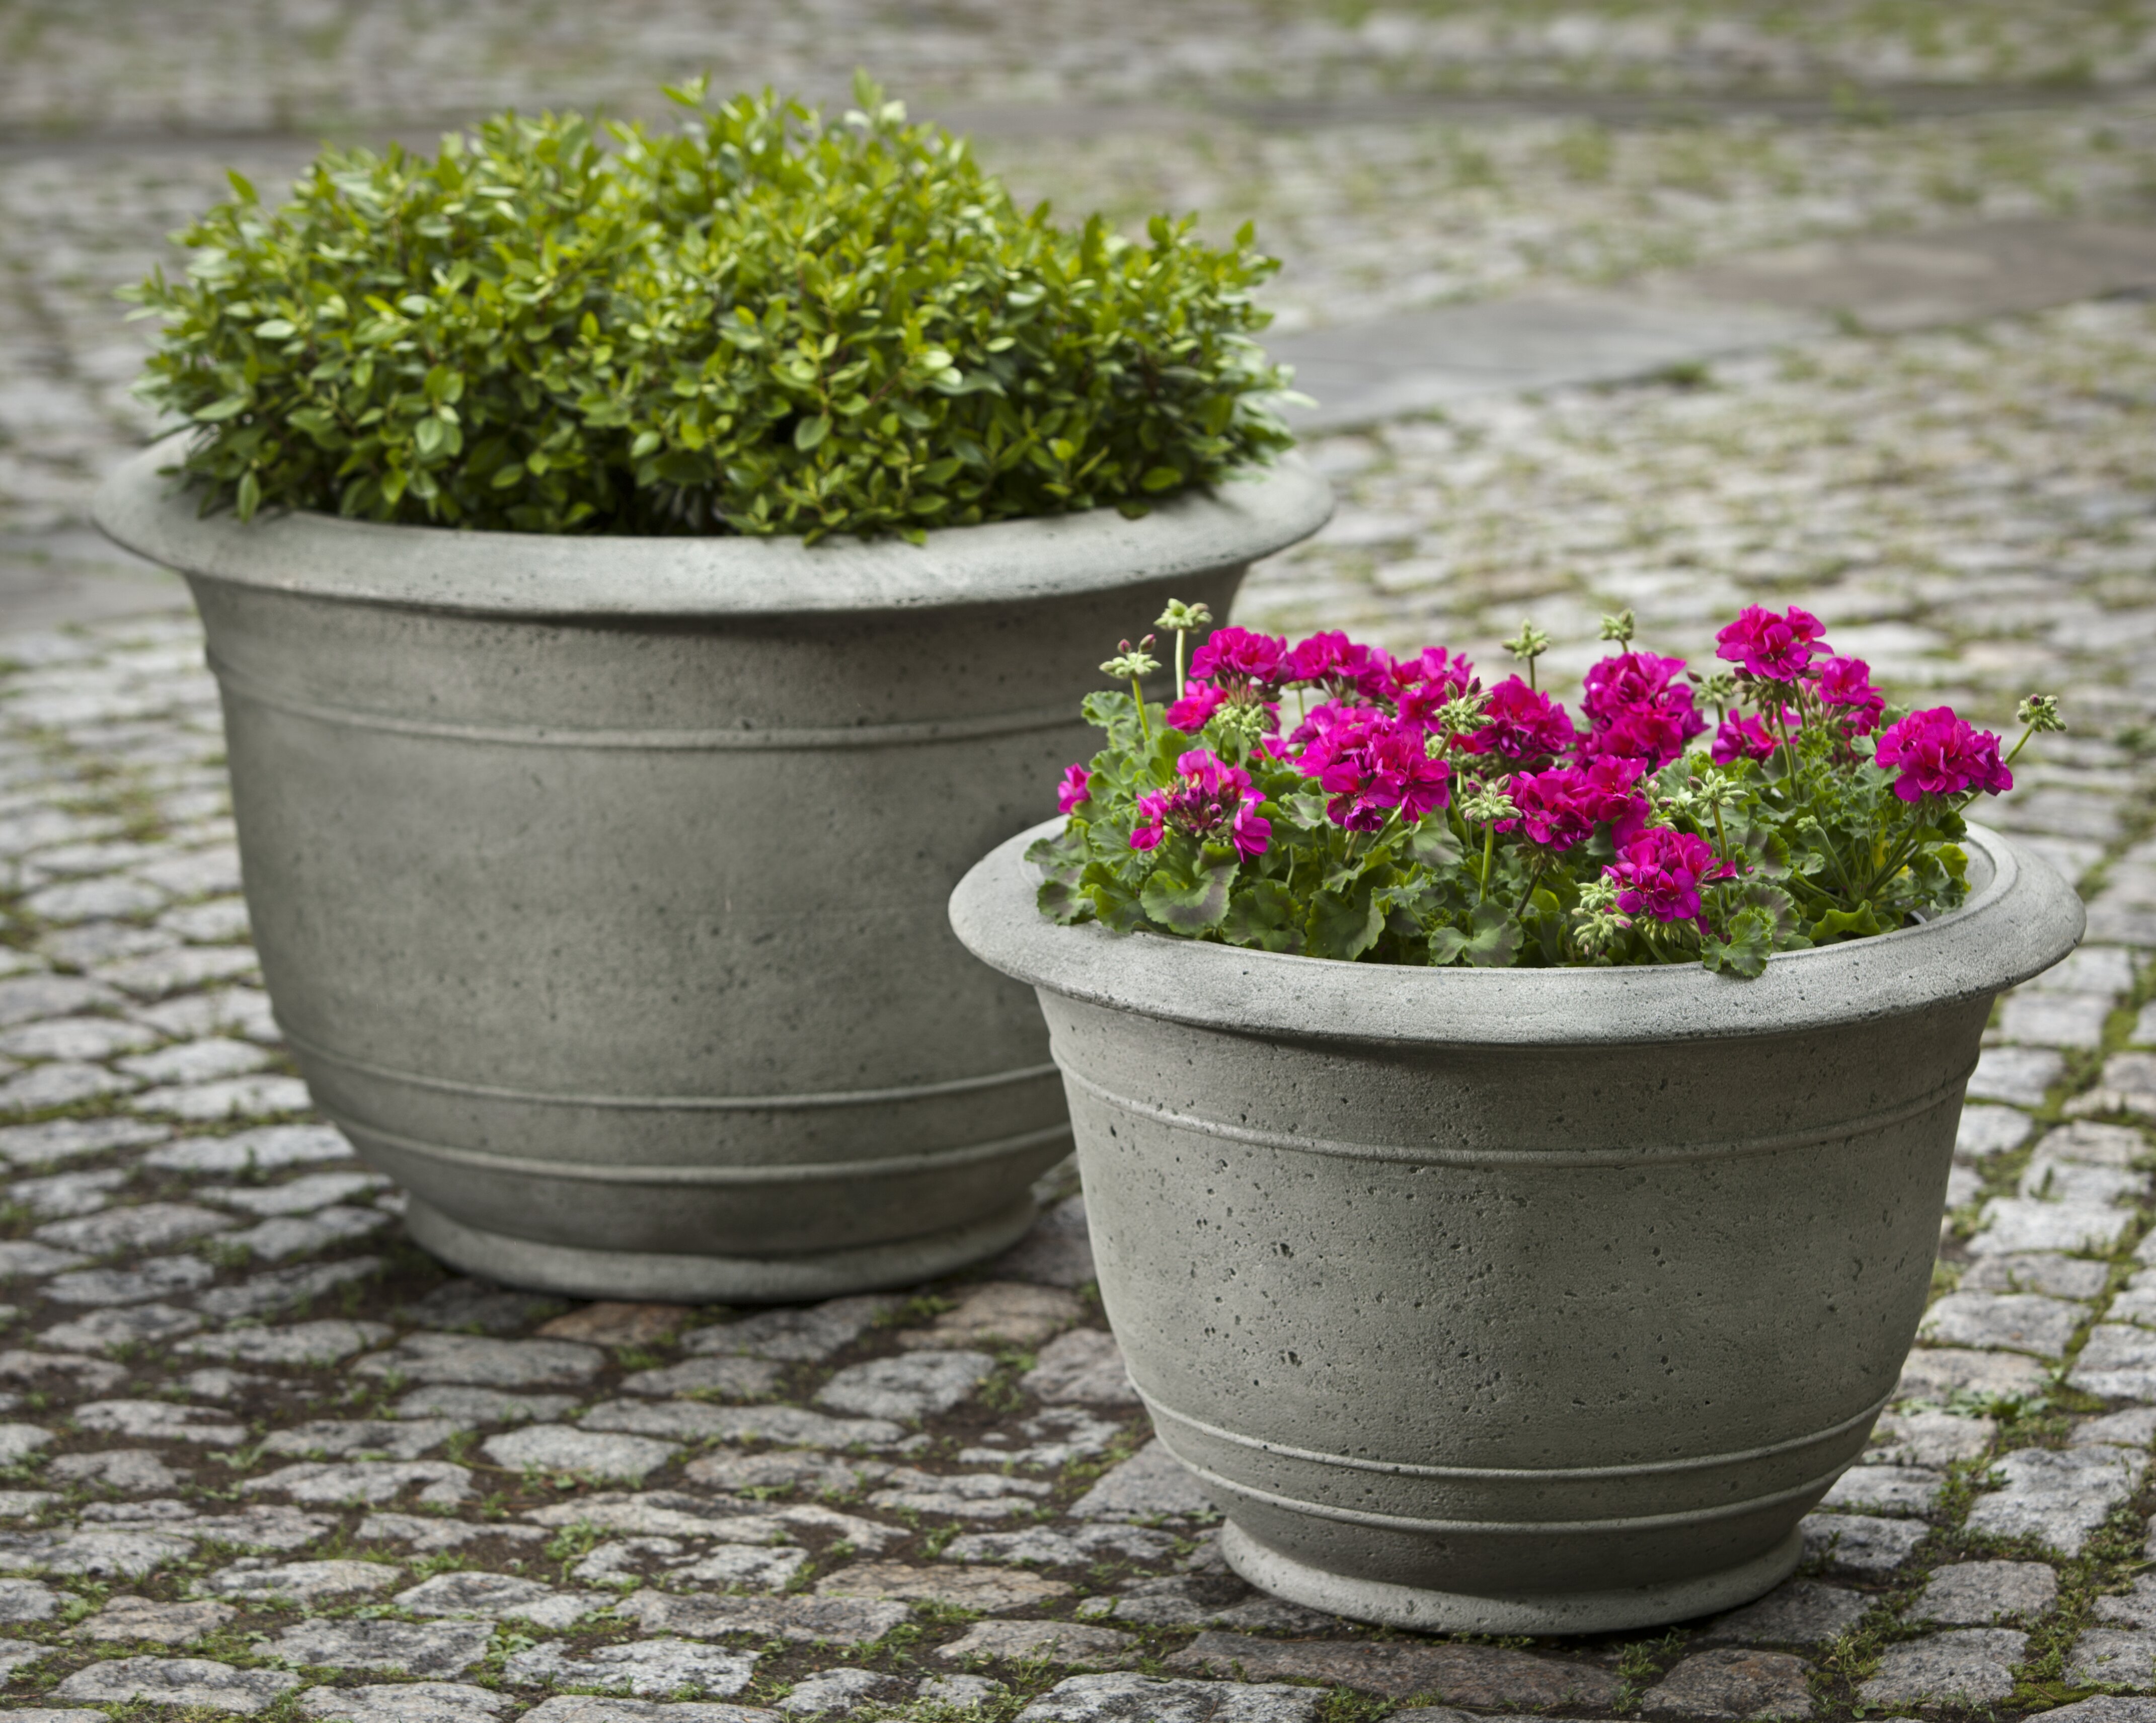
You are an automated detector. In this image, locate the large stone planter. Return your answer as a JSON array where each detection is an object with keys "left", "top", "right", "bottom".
[
  {"left": 94, "top": 443, "right": 1331, "bottom": 1301},
  {"left": 951, "top": 819, "right": 2082, "bottom": 1633}
]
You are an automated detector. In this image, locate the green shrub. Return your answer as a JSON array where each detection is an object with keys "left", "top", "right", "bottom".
[{"left": 124, "top": 74, "right": 1296, "bottom": 541}]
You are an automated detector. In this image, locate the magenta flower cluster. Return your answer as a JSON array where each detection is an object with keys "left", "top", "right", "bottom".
[{"left": 1041, "top": 598, "right": 2054, "bottom": 971}]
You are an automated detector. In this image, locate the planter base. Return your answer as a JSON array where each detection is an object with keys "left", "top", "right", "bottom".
[
  {"left": 1220, "top": 1520, "right": 1805, "bottom": 1636},
  {"left": 406, "top": 1192, "right": 1038, "bottom": 1303}
]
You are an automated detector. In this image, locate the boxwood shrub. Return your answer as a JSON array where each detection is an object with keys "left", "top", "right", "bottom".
[{"left": 124, "top": 75, "right": 1296, "bottom": 541}]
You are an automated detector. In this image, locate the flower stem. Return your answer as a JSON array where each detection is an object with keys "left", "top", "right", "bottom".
[
  {"left": 1130, "top": 676, "right": 1152, "bottom": 744},
  {"left": 1479, "top": 822, "right": 1496, "bottom": 904}
]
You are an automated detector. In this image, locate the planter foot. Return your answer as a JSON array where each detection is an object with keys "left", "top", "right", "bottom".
[
  {"left": 1220, "top": 1520, "right": 1805, "bottom": 1635},
  {"left": 404, "top": 1192, "right": 1038, "bottom": 1303}
]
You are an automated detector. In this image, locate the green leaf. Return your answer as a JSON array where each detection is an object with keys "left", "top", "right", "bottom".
[
  {"left": 252, "top": 319, "right": 296, "bottom": 340},
  {"left": 1140, "top": 465, "right": 1184, "bottom": 492},
  {"left": 1140, "top": 859, "right": 1236, "bottom": 932},
  {"left": 794, "top": 414, "right": 831, "bottom": 453},
  {"left": 1404, "top": 818, "right": 1462, "bottom": 868},
  {"left": 1702, "top": 908, "right": 1774, "bottom": 979},
  {"left": 1461, "top": 900, "right": 1520, "bottom": 969},
  {"left": 1809, "top": 901, "right": 1888, "bottom": 944},
  {"left": 235, "top": 469, "right": 262, "bottom": 520},
  {"left": 1037, "top": 876, "right": 1094, "bottom": 926},
  {"left": 1221, "top": 878, "right": 1302, "bottom": 953},
  {"left": 1305, "top": 885, "right": 1382, "bottom": 961}
]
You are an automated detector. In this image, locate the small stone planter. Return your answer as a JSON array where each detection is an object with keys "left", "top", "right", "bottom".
[
  {"left": 951, "top": 819, "right": 2082, "bottom": 1633},
  {"left": 95, "top": 442, "right": 1331, "bottom": 1301}
]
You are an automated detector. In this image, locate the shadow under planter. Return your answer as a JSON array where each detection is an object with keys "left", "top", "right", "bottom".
[
  {"left": 94, "top": 444, "right": 1332, "bottom": 1300},
  {"left": 950, "top": 818, "right": 2083, "bottom": 1632}
]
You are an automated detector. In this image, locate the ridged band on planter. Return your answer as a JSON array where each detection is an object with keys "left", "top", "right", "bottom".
[
  {"left": 950, "top": 820, "right": 2083, "bottom": 1632},
  {"left": 95, "top": 442, "right": 1333, "bottom": 1301}
]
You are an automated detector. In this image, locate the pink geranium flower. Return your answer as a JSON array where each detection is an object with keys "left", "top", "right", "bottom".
[
  {"left": 1391, "top": 647, "right": 1478, "bottom": 726},
  {"left": 1580, "top": 651, "right": 1706, "bottom": 768},
  {"left": 1129, "top": 749, "right": 1272, "bottom": 859},
  {"left": 1163, "top": 679, "right": 1226, "bottom": 733},
  {"left": 1188, "top": 628, "right": 1289, "bottom": 699},
  {"left": 1499, "top": 767, "right": 1595, "bottom": 851},
  {"left": 1056, "top": 763, "right": 1092, "bottom": 814},
  {"left": 1578, "top": 754, "right": 1653, "bottom": 846},
  {"left": 1607, "top": 827, "right": 1733, "bottom": 925},
  {"left": 1874, "top": 709, "right": 2013, "bottom": 803},
  {"left": 1285, "top": 631, "right": 1396, "bottom": 702},
  {"left": 1814, "top": 656, "right": 1886, "bottom": 736},
  {"left": 1303, "top": 714, "right": 1450, "bottom": 831},
  {"left": 1711, "top": 711, "right": 1779, "bottom": 765},
  {"left": 1460, "top": 676, "right": 1578, "bottom": 764},
  {"left": 1716, "top": 605, "right": 1829, "bottom": 683}
]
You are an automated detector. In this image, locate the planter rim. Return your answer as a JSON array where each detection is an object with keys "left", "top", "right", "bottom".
[
  {"left": 93, "top": 434, "right": 1334, "bottom": 618},
  {"left": 949, "top": 817, "right": 2085, "bottom": 1048}
]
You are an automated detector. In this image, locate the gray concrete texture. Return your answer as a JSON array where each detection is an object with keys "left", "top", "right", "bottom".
[{"left": 4, "top": 3, "right": 2156, "bottom": 1719}]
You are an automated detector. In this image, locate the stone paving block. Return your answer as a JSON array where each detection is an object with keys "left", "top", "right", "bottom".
[
  {"left": 1022, "top": 1327, "right": 1140, "bottom": 1405},
  {"left": 959, "top": 1404, "right": 1126, "bottom": 1467},
  {"left": 1965, "top": 1445, "right": 2142, "bottom": 1554},
  {"left": 2077, "top": 1407, "right": 2156, "bottom": 1447},
  {"left": 142, "top": 1124, "right": 351, "bottom": 1173},
  {"left": 1072, "top": 1440, "right": 1215, "bottom": 1520},
  {"left": 1896, "top": 1346, "right": 2050, "bottom": 1400},
  {"left": 684, "top": 1453, "right": 875, "bottom": 1495},
  {"left": 622, "top": 1356, "right": 784, "bottom": 1400},
  {"left": 867, "top": 1466, "right": 1053, "bottom": 1520},
  {"left": 36, "top": 1200, "right": 231, "bottom": 1255},
  {"left": 1168, "top": 1632, "right": 1623, "bottom": 1704},
  {"left": 937, "top": 1619, "right": 1139, "bottom": 1667},
  {"left": 521, "top": 1488, "right": 900, "bottom": 1553},
  {"left": 1642, "top": 1648, "right": 1812, "bottom": 1719},
  {"left": 1969, "top": 1047, "right": 2066, "bottom": 1106},
  {"left": 2070, "top": 1325, "right": 2156, "bottom": 1398},
  {"left": 2097, "top": 1575, "right": 2156, "bottom": 1627},
  {"left": 1958, "top": 1105, "right": 2037, "bottom": 1160},
  {"left": 616, "top": 1591, "right": 910, "bottom": 1646},
  {"left": 55, "top": 1655, "right": 301, "bottom": 1712},
  {"left": 198, "top": 1257, "right": 383, "bottom": 1321},
  {"left": 1973, "top": 1198, "right": 2136, "bottom": 1256},
  {"left": 394, "top": 1386, "right": 581, "bottom": 1425},
  {"left": 484, "top": 1426, "right": 677, "bottom": 1482},
  {"left": 116, "top": 1035, "right": 271, "bottom": 1084},
  {"left": 1864, "top": 1408, "right": 1996, "bottom": 1467},
  {"left": 506, "top": 1636, "right": 760, "bottom": 1696},
  {"left": 1699, "top": 1580, "right": 1869, "bottom": 1647},
  {"left": 1962, "top": 1252, "right": 2112, "bottom": 1297},
  {"left": 1919, "top": 1291, "right": 2084, "bottom": 1355},
  {"left": 197, "top": 1558, "right": 400, "bottom": 1604},
  {"left": 2037, "top": 1122, "right": 2148, "bottom": 1166},
  {"left": 664, "top": 1546, "right": 811, "bottom": 1591},
  {"left": 0, "top": 1061, "right": 137, "bottom": 1111},
  {"left": 536, "top": 1301, "right": 692, "bottom": 1346},
  {"left": 355, "top": 1514, "right": 544, "bottom": 1554},
  {"left": 1914, "top": 1560, "right": 2060, "bottom": 1623},
  {"left": 1817, "top": 1465, "right": 1943, "bottom": 1515},
  {"left": 357, "top": 1333, "right": 605, "bottom": 1387},
  {"left": 262, "top": 1419, "right": 466, "bottom": 1461},
  {"left": 2039, "top": 1701, "right": 2156, "bottom": 1723},
  {"left": 579, "top": 1399, "right": 903, "bottom": 1449},
  {"left": 817, "top": 1350, "right": 997, "bottom": 1419},
  {"left": 895, "top": 1282, "right": 1085, "bottom": 1349},
  {"left": 1860, "top": 1628, "right": 2027, "bottom": 1704},
  {"left": 777, "top": 1667, "right": 909, "bottom": 1715},
  {"left": 945, "top": 1524, "right": 1180, "bottom": 1567},
  {"left": 815, "top": 1560, "right": 1072, "bottom": 1613},
  {"left": 0, "top": 1579, "right": 57, "bottom": 1622},
  {"left": 0, "top": 1527, "right": 195, "bottom": 1577},
  {"left": 521, "top": 1703, "right": 776, "bottom": 1723},
  {"left": 0, "top": 1019, "right": 153, "bottom": 1061},
  {"left": 0, "top": 1241, "right": 87, "bottom": 1280},
  {"left": 46, "top": 1252, "right": 212, "bottom": 1305},
  {"left": 241, "top": 1461, "right": 471, "bottom": 1507},
  {"left": 2074, "top": 1052, "right": 2156, "bottom": 1118},
  {"left": 298, "top": 1682, "right": 512, "bottom": 1723},
  {"left": 991, "top": 1195, "right": 1096, "bottom": 1288},
  {"left": 67, "top": 1594, "right": 233, "bottom": 1643},
  {"left": 2021, "top": 1157, "right": 2152, "bottom": 1206},
  {"left": 685, "top": 1296, "right": 898, "bottom": 1363},
  {"left": 0, "top": 1118, "right": 165, "bottom": 1167},
  {"left": 76, "top": 1399, "right": 241, "bottom": 1444},
  {"left": 1015, "top": 1673, "right": 1325, "bottom": 1721},
  {"left": 277, "top": 1618, "right": 495, "bottom": 1678},
  {"left": 397, "top": 1571, "right": 603, "bottom": 1628},
  {"left": 2071, "top": 1629, "right": 2156, "bottom": 1689},
  {"left": 1798, "top": 1513, "right": 1928, "bottom": 1575},
  {"left": 2000, "top": 991, "right": 2115, "bottom": 1047},
  {"left": 200, "top": 1170, "right": 388, "bottom": 1215},
  {"left": 179, "top": 1319, "right": 390, "bottom": 1366}
]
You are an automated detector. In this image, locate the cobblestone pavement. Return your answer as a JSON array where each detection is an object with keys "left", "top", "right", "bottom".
[
  {"left": 7, "top": 10, "right": 2156, "bottom": 1720},
  {"left": 5, "top": 0, "right": 2156, "bottom": 132}
]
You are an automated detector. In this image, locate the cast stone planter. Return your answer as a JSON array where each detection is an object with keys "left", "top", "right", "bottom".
[
  {"left": 94, "top": 441, "right": 1332, "bottom": 1302},
  {"left": 951, "top": 818, "right": 2083, "bottom": 1632}
]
